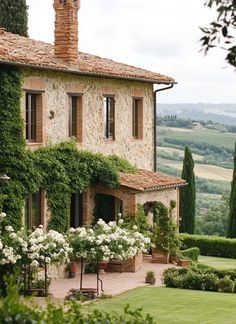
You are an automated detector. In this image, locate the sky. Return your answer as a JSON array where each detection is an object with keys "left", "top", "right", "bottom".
[{"left": 26, "top": 0, "right": 236, "bottom": 104}]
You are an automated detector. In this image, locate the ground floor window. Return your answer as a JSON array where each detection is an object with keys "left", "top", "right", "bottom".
[{"left": 25, "top": 190, "right": 43, "bottom": 230}]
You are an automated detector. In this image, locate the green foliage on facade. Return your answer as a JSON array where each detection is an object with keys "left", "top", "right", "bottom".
[
  {"left": 0, "top": 0, "right": 28, "bottom": 36},
  {"left": 228, "top": 143, "right": 236, "bottom": 238},
  {"left": 0, "top": 65, "right": 30, "bottom": 229},
  {"left": 0, "top": 66, "right": 135, "bottom": 232},
  {"left": 180, "top": 146, "right": 196, "bottom": 234}
]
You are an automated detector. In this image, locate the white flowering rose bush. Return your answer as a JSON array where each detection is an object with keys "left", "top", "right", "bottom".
[
  {"left": 0, "top": 212, "right": 28, "bottom": 266},
  {"left": 68, "top": 219, "right": 151, "bottom": 262},
  {"left": 27, "top": 227, "right": 72, "bottom": 268},
  {"left": 0, "top": 212, "right": 72, "bottom": 269}
]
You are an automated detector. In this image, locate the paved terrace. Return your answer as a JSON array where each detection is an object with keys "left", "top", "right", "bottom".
[{"left": 50, "top": 255, "right": 174, "bottom": 298}]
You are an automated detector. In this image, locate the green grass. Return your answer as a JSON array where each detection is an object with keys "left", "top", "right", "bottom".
[
  {"left": 199, "top": 255, "right": 236, "bottom": 269},
  {"left": 159, "top": 127, "right": 235, "bottom": 150},
  {"left": 87, "top": 287, "right": 236, "bottom": 324}
]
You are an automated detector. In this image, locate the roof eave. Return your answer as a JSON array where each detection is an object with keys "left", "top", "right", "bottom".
[
  {"left": 0, "top": 59, "right": 176, "bottom": 85},
  {"left": 121, "top": 182, "right": 187, "bottom": 192}
]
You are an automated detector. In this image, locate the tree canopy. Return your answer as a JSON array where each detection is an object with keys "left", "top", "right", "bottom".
[
  {"left": 200, "top": 0, "right": 236, "bottom": 68},
  {"left": 0, "top": 0, "right": 28, "bottom": 37}
]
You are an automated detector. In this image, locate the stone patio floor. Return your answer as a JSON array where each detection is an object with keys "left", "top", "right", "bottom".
[{"left": 49, "top": 255, "right": 174, "bottom": 299}]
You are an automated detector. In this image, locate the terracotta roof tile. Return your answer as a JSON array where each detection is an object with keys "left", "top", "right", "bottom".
[
  {"left": 0, "top": 30, "right": 174, "bottom": 84},
  {"left": 119, "top": 169, "right": 186, "bottom": 191}
]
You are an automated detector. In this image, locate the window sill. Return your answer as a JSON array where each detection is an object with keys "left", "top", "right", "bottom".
[
  {"left": 26, "top": 142, "right": 43, "bottom": 147},
  {"left": 131, "top": 138, "right": 143, "bottom": 142},
  {"left": 104, "top": 138, "right": 115, "bottom": 143}
]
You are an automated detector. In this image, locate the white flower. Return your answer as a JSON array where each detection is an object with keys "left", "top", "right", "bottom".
[
  {"left": 97, "top": 218, "right": 105, "bottom": 226},
  {"left": 0, "top": 212, "right": 6, "bottom": 218},
  {"left": 9, "top": 233, "right": 17, "bottom": 239},
  {"left": 45, "top": 257, "right": 51, "bottom": 264},
  {"left": 118, "top": 219, "right": 124, "bottom": 225},
  {"left": 31, "top": 260, "right": 39, "bottom": 267},
  {"left": 5, "top": 225, "right": 14, "bottom": 232}
]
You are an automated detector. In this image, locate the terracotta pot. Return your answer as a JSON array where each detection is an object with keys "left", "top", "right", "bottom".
[
  {"left": 152, "top": 248, "right": 169, "bottom": 264},
  {"left": 98, "top": 261, "right": 108, "bottom": 273},
  {"left": 176, "top": 259, "right": 192, "bottom": 267},
  {"left": 67, "top": 262, "right": 77, "bottom": 278}
]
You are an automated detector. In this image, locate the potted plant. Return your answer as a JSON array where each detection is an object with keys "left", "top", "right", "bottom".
[
  {"left": 145, "top": 271, "right": 156, "bottom": 285},
  {"left": 66, "top": 262, "right": 77, "bottom": 278}
]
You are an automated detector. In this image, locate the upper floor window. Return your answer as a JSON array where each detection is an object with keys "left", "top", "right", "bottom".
[
  {"left": 25, "top": 191, "right": 43, "bottom": 230},
  {"left": 132, "top": 98, "right": 143, "bottom": 139},
  {"left": 25, "top": 92, "right": 42, "bottom": 143},
  {"left": 69, "top": 95, "right": 82, "bottom": 142},
  {"left": 103, "top": 96, "right": 115, "bottom": 140}
]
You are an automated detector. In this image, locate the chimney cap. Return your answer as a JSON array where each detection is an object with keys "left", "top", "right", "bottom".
[{"left": 58, "top": 0, "right": 79, "bottom": 4}]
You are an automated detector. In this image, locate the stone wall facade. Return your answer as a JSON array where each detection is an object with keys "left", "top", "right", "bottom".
[
  {"left": 85, "top": 184, "right": 179, "bottom": 225},
  {"left": 136, "top": 188, "right": 179, "bottom": 221},
  {"left": 22, "top": 69, "right": 154, "bottom": 170}
]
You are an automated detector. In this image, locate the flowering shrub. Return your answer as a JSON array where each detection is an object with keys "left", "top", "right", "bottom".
[
  {"left": 0, "top": 212, "right": 71, "bottom": 268},
  {"left": 27, "top": 227, "right": 72, "bottom": 268},
  {"left": 68, "top": 219, "right": 151, "bottom": 262},
  {"left": 0, "top": 212, "right": 27, "bottom": 266}
]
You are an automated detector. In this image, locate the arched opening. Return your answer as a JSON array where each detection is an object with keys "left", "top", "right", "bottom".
[{"left": 93, "top": 194, "right": 123, "bottom": 223}]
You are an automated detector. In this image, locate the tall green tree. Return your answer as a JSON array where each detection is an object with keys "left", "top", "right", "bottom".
[
  {"left": 179, "top": 146, "right": 196, "bottom": 234},
  {"left": 228, "top": 143, "right": 236, "bottom": 238},
  {"left": 0, "top": 0, "right": 28, "bottom": 37}
]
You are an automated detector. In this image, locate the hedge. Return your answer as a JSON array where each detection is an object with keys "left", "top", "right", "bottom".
[
  {"left": 163, "top": 264, "right": 236, "bottom": 293},
  {"left": 180, "top": 234, "right": 236, "bottom": 258},
  {"left": 180, "top": 247, "right": 200, "bottom": 261}
]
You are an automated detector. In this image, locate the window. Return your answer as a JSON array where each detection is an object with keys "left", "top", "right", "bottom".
[
  {"left": 25, "top": 191, "right": 43, "bottom": 230},
  {"left": 70, "top": 193, "right": 83, "bottom": 228},
  {"left": 132, "top": 98, "right": 143, "bottom": 139},
  {"left": 69, "top": 95, "right": 82, "bottom": 141},
  {"left": 25, "top": 92, "right": 42, "bottom": 143},
  {"left": 104, "top": 96, "right": 115, "bottom": 140}
]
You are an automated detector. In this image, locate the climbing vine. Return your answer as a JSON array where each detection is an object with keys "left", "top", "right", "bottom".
[
  {"left": 143, "top": 200, "right": 180, "bottom": 255},
  {"left": 0, "top": 65, "right": 136, "bottom": 232}
]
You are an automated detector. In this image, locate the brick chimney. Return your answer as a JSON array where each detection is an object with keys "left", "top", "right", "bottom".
[{"left": 53, "top": 0, "right": 80, "bottom": 65}]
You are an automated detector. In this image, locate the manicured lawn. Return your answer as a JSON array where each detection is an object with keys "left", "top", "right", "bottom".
[
  {"left": 199, "top": 255, "right": 236, "bottom": 269},
  {"left": 87, "top": 287, "right": 236, "bottom": 324}
]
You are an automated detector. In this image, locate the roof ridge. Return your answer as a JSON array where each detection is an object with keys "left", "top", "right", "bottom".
[{"left": 0, "top": 30, "right": 175, "bottom": 83}]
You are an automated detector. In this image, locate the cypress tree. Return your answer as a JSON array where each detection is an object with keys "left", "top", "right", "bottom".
[
  {"left": 0, "top": 0, "right": 28, "bottom": 37},
  {"left": 179, "top": 146, "right": 196, "bottom": 234},
  {"left": 228, "top": 143, "right": 236, "bottom": 238}
]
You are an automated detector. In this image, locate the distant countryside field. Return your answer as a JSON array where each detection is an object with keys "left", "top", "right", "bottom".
[
  {"left": 157, "top": 157, "right": 232, "bottom": 181},
  {"left": 158, "top": 126, "right": 236, "bottom": 151},
  {"left": 156, "top": 124, "right": 234, "bottom": 236}
]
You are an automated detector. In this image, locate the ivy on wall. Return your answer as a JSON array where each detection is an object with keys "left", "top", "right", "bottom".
[{"left": 0, "top": 65, "right": 136, "bottom": 232}]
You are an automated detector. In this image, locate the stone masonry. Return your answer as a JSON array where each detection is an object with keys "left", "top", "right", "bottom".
[{"left": 22, "top": 70, "right": 154, "bottom": 170}]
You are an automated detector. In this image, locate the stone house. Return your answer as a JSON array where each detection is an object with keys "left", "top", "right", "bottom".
[{"left": 0, "top": 0, "right": 185, "bottom": 229}]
